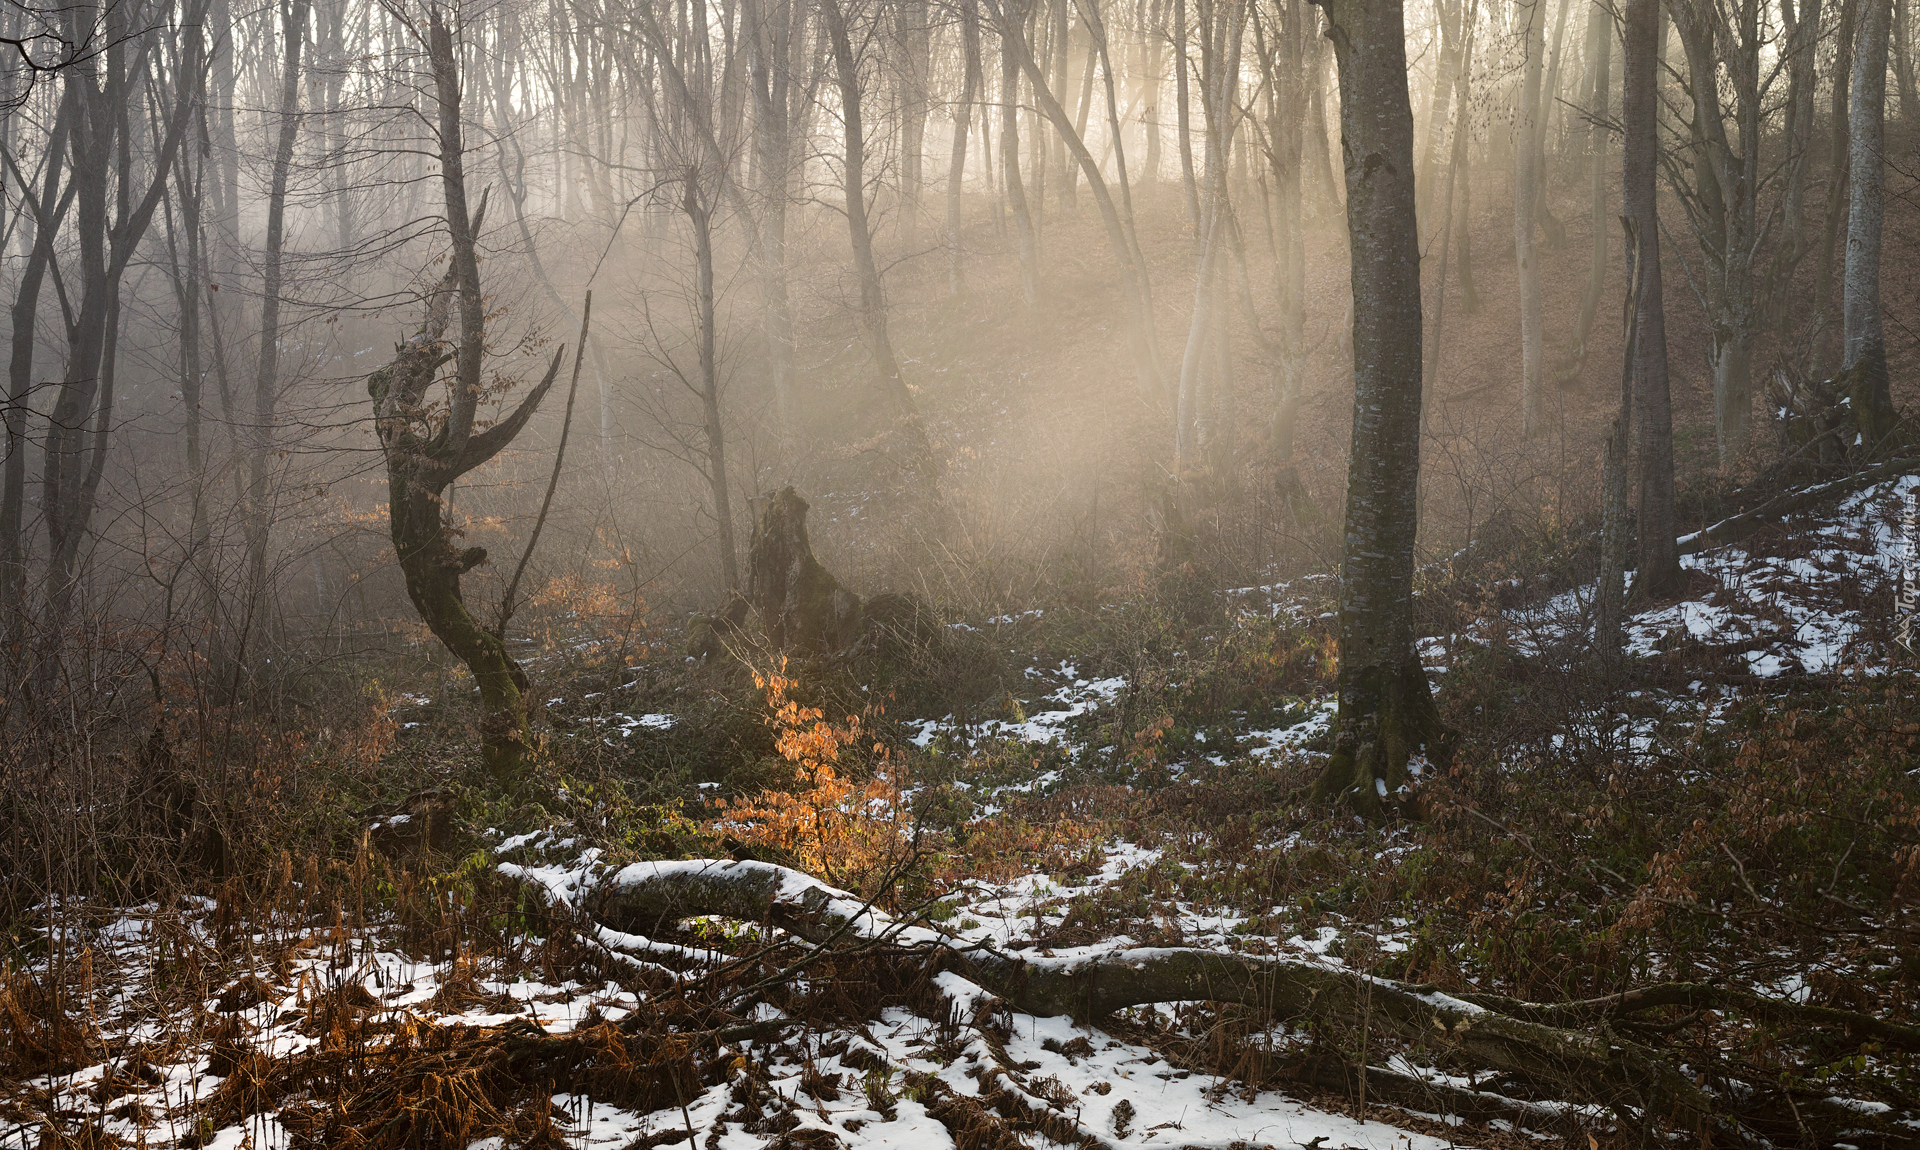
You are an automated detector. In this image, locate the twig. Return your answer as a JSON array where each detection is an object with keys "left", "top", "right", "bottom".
[{"left": 494, "top": 292, "right": 592, "bottom": 637}]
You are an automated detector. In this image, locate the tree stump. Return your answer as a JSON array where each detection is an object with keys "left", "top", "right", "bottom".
[{"left": 748, "top": 488, "right": 863, "bottom": 653}]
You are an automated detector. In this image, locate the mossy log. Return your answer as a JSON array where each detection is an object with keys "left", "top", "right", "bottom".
[{"left": 584, "top": 858, "right": 1920, "bottom": 1148}]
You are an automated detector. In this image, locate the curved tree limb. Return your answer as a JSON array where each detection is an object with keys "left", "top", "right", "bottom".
[{"left": 577, "top": 858, "right": 1920, "bottom": 1145}]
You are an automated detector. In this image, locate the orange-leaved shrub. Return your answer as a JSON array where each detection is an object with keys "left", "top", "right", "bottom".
[{"left": 711, "top": 665, "right": 911, "bottom": 896}]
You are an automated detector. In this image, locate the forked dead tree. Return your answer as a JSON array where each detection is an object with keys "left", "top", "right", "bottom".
[{"left": 368, "top": 4, "right": 566, "bottom": 786}]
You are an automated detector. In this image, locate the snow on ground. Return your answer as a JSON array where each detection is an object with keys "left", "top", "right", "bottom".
[
  {"left": 18, "top": 474, "right": 1908, "bottom": 1150},
  {"left": 907, "top": 666, "right": 1128, "bottom": 749},
  {"left": 1480, "top": 474, "right": 1920, "bottom": 678},
  {"left": 4, "top": 889, "right": 1476, "bottom": 1150}
]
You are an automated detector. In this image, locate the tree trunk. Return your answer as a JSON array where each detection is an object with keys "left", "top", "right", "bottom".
[
  {"left": 744, "top": 0, "right": 801, "bottom": 432},
  {"left": 1142, "top": 0, "right": 1163, "bottom": 182},
  {"left": 1454, "top": 113, "right": 1479, "bottom": 314},
  {"left": 687, "top": 179, "right": 740, "bottom": 592},
  {"left": 0, "top": 99, "right": 71, "bottom": 641},
  {"left": 1568, "top": 0, "right": 1609, "bottom": 365},
  {"left": 1423, "top": 0, "right": 1476, "bottom": 396},
  {"left": 1002, "top": 0, "right": 1164, "bottom": 399},
  {"left": 1304, "top": 29, "right": 1341, "bottom": 210},
  {"left": 897, "top": 0, "right": 931, "bottom": 245},
  {"left": 1513, "top": 0, "right": 1546, "bottom": 435},
  {"left": 1844, "top": 0, "right": 1895, "bottom": 443},
  {"left": 1001, "top": 2, "right": 1041, "bottom": 303},
  {"left": 1415, "top": 0, "right": 1458, "bottom": 230},
  {"left": 747, "top": 487, "right": 863, "bottom": 652},
  {"left": 44, "top": 0, "right": 204, "bottom": 633},
  {"left": 372, "top": 9, "right": 567, "bottom": 788},
  {"left": 1597, "top": 219, "right": 1640, "bottom": 671},
  {"left": 1895, "top": 0, "right": 1917, "bottom": 124},
  {"left": 1176, "top": 0, "right": 1243, "bottom": 474},
  {"left": 1261, "top": 0, "right": 1311, "bottom": 471},
  {"left": 1622, "top": 0, "right": 1683, "bottom": 597},
  {"left": 246, "top": 0, "right": 313, "bottom": 618},
  {"left": 1812, "top": 0, "right": 1857, "bottom": 378},
  {"left": 948, "top": 0, "right": 983, "bottom": 294},
  {"left": 1768, "top": 0, "right": 1822, "bottom": 317},
  {"left": 573, "top": 856, "right": 1920, "bottom": 1146},
  {"left": 1174, "top": 0, "right": 1200, "bottom": 235},
  {"left": 1065, "top": 26, "right": 1096, "bottom": 204},
  {"left": 819, "top": 0, "right": 920, "bottom": 418},
  {"left": 1311, "top": 0, "right": 1441, "bottom": 817}
]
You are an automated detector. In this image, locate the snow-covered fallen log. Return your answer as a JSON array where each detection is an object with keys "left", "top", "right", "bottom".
[{"left": 582, "top": 857, "right": 1920, "bottom": 1149}]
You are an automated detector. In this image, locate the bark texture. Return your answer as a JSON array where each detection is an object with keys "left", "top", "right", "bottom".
[
  {"left": 1512, "top": 0, "right": 1546, "bottom": 435},
  {"left": 1311, "top": 0, "right": 1441, "bottom": 817},
  {"left": 369, "top": 9, "right": 565, "bottom": 788},
  {"left": 1844, "top": 0, "right": 1897, "bottom": 446},
  {"left": 1622, "top": 0, "right": 1683, "bottom": 598},
  {"left": 580, "top": 857, "right": 1920, "bottom": 1146}
]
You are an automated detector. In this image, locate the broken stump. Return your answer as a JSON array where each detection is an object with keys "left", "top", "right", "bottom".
[{"left": 748, "top": 488, "right": 863, "bottom": 653}]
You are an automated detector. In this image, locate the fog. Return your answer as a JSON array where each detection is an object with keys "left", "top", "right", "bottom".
[{"left": 0, "top": 0, "right": 1906, "bottom": 712}]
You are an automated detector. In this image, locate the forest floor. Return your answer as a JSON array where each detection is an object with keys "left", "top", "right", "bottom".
[{"left": 4, "top": 468, "right": 1917, "bottom": 1150}]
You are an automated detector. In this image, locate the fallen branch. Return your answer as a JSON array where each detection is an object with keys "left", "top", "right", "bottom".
[
  {"left": 1675, "top": 456, "right": 1920, "bottom": 555},
  {"left": 584, "top": 857, "right": 1920, "bottom": 1147}
]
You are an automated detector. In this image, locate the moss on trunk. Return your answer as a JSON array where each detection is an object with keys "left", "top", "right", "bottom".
[
  {"left": 1313, "top": 656, "right": 1442, "bottom": 819},
  {"left": 390, "top": 477, "right": 532, "bottom": 787},
  {"left": 367, "top": 12, "right": 564, "bottom": 792}
]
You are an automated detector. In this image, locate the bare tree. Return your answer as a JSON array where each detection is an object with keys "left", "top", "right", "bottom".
[
  {"left": 946, "top": 0, "right": 983, "bottom": 294},
  {"left": 1842, "top": 0, "right": 1895, "bottom": 443},
  {"left": 245, "top": 0, "right": 312, "bottom": 608},
  {"left": 1512, "top": 0, "right": 1545, "bottom": 435},
  {"left": 368, "top": 4, "right": 566, "bottom": 786},
  {"left": 42, "top": 0, "right": 208, "bottom": 635},
  {"left": 1309, "top": 0, "right": 1440, "bottom": 817},
  {"left": 819, "top": 0, "right": 922, "bottom": 422},
  {"left": 1622, "top": 0, "right": 1680, "bottom": 597}
]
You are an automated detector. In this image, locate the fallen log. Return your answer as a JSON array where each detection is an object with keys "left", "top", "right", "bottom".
[{"left": 583, "top": 858, "right": 1920, "bottom": 1147}]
